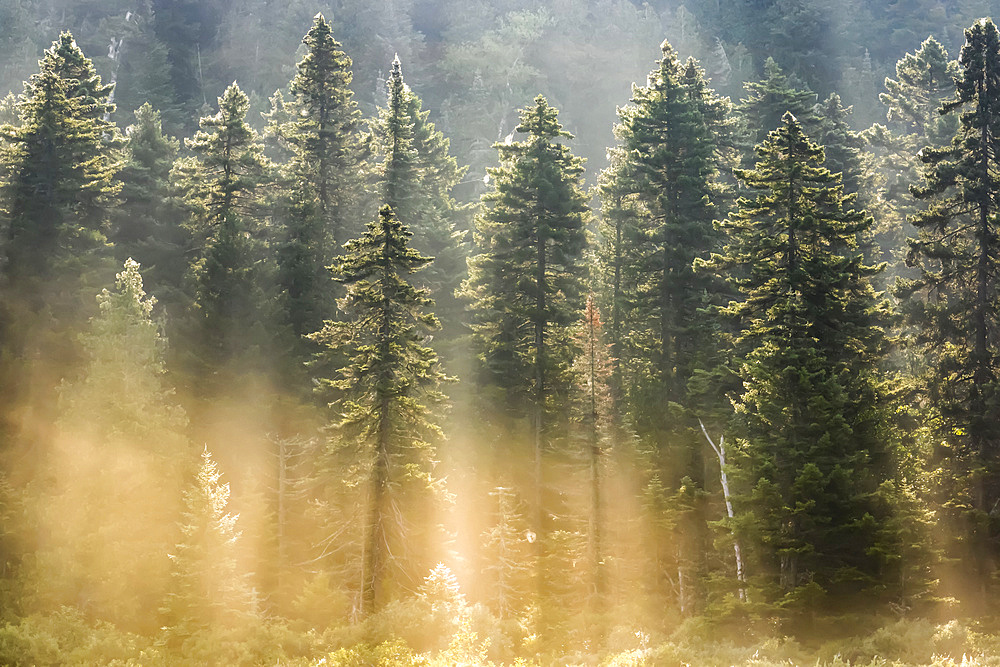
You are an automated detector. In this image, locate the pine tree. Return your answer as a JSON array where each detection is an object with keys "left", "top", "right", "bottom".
[
  {"left": 707, "top": 113, "right": 892, "bottom": 613},
  {"left": 309, "top": 205, "right": 447, "bottom": 616},
  {"left": 176, "top": 83, "right": 273, "bottom": 380},
  {"left": 0, "top": 32, "right": 120, "bottom": 309},
  {"left": 815, "top": 93, "right": 864, "bottom": 197},
  {"left": 42, "top": 259, "right": 188, "bottom": 631},
  {"left": 162, "top": 447, "right": 256, "bottom": 640},
  {"left": 738, "top": 57, "right": 819, "bottom": 152},
  {"left": 597, "top": 41, "right": 725, "bottom": 613},
  {"left": 112, "top": 103, "right": 187, "bottom": 317},
  {"left": 463, "top": 93, "right": 588, "bottom": 525},
  {"left": 276, "top": 14, "right": 366, "bottom": 352},
  {"left": 462, "top": 95, "right": 588, "bottom": 638},
  {"left": 0, "top": 32, "right": 121, "bottom": 459},
  {"left": 899, "top": 18, "right": 1000, "bottom": 604},
  {"left": 371, "top": 56, "right": 468, "bottom": 350},
  {"left": 866, "top": 36, "right": 958, "bottom": 275}
]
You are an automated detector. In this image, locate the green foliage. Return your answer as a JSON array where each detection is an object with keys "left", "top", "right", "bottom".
[
  {"left": 898, "top": 18, "right": 1000, "bottom": 600},
  {"left": 273, "top": 14, "right": 367, "bottom": 361},
  {"left": 310, "top": 205, "right": 447, "bottom": 616},
  {"left": 112, "top": 104, "right": 187, "bottom": 317},
  {"left": 708, "top": 113, "right": 894, "bottom": 612},
  {"left": 463, "top": 95, "right": 588, "bottom": 413},
  {"left": 326, "top": 639, "right": 429, "bottom": 667},
  {"left": 865, "top": 36, "right": 958, "bottom": 278},
  {"left": 0, "top": 31, "right": 120, "bottom": 320},
  {"left": 161, "top": 448, "right": 257, "bottom": 641},
  {"left": 370, "top": 56, "right": 469, "bottom": 353},
  {"left": 176, "top": 82, "right": 275, "bottom": 381}
]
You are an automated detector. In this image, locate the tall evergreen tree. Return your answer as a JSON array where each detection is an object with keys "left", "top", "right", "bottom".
[
  {"left": 175, "top": 83, "right": 273, "bottom": 380},
  {"left": 309, "top": 205, "right": 447, "bottom": 617},
  {"left": 371, "top": 56, "right": 468, "bottom": 350},
  {"left": 866, "top": 36, "right": 958, "bottom": 275},
  {"left": 112, "top": 103, "right": 187, "bottom": 317},
  {"left": 463, "top": 94, "right": 588, "bottom": 486},
  {"left": 0, "top": 32, "right": 121, "bottom": 458},
  {"left": 597, "top": 41, "right": 725, "bottom": 613},
  {"left": 0, "top": 32, "right": 119, "bottom": 310},
  {"left": 275, "top": 14, "right": 366, "bottom": 352},
  {"left": 899, "top": 18, "right": 1000, "bottom": 604},
  {"left": 463, "top": 95, "right": 588, "bottom": 633},
  {"left": 708, "top": 113, "right": 892, "bottom": 613}
]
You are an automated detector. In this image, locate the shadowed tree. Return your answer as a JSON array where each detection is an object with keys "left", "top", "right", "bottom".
[
  {"left": 898, "top": 18, "right": 1000, "bottom": 605},
  {"left": 706, "top": 113, "right": 893, "bottom": 614}
]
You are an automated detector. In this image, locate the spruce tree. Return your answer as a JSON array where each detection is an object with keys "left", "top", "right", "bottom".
[
  {"left": 112, "top": 103, "right": 187, "bottom": 317},
  {"left": 371, "top": 56, "right": 468, "bottom": 350},
  {"left": 899, "top": 18, "right": 1000, "bottom": 602},
  {"left": 309, "top": 205, "right": 447, "bottom": 616},
  {"left": 738, "top": 57, "right": 819, "bottom": 152},
  {"left": 597, "top": 41, "right": 725, "bottom": 613},
  {"left": 0, "top": 32, "right": 121, "bottom": 458},
  {"left": 0, "top": 32, "right": 119, "bottom": 309},
  {"left": 463, "top": 94, "right": 588, "bottom": 523},
  {"left": 43, "top": 259, "right": 188, "bottom": 631},
  {"left": 708, "top": 113, "right": 891, "bottom": 612},
  {"left": 462, "top": 96, "right": 588, "bottom": 634},
  {"left": 866, "top": 36, "right": 958, "bottom": 275},
  {"left": 276, "top": 14, "right": 365, "bottom": 351},
  {"left": 176, "top": 83, "right": 273, "bottom": 380},
  {"left": 162, "top": 447, "right": 256, "bottom": 640}
]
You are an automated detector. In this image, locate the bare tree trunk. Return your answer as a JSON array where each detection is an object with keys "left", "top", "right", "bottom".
[{"left": 699, "top": 419, "right": 746, "bottom": 601}]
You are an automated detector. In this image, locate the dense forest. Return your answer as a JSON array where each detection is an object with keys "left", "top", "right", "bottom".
[{"left": 6, "top": 1, "right": 1000, "bottom": 665}]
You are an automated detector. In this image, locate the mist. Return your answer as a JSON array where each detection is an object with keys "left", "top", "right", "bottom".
[{"left": 1, "top": 1, "right": 1000, "bottom": 665}]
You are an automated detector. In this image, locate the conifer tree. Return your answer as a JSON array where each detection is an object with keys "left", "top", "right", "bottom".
[
  {"left": 309, "top": 205, "right": 447, "bottom": 616},
  {"left": 275, "top": 14, "right": 365, "bottom": 350},
  {"left": 112, "top": 104, "right": 187, "bottom": 317},
  {"left": 43, "top": 259, "right": 188, "bottom": 630},
  {"left": 463, "top": 94, "right": 588, "bottom": 526},
  {"left": 0, "top": 32, "right": 120, "bottom": 309},
  {"left": 866, "top": 37, "right": 958, "bottom": 274},
  {"left": 371, "top": 56, "right": 468, "bottom": 349},
  {"left": 0, "top": 32, "right": 121, "bottom": 457},
  {"left": 708, "top": 113, "right": 891, "bottom": 611},
  {"left": 738, "top": 57, "right": 819, "bottom": 152},
  {"left": 176, "top": 83, "right": 273, "bottom": 379},
  {"left": 597, "top": 42, "right": 726, "bottom": 612},
  {"left": 899, "top": 18, "right": 1000, "bottom": 600},
  {"left": 162, "top": 447, "right": 256, "bottom": 640}
]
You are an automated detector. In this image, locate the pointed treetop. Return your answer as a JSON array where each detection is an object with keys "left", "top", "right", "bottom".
[
  {"left": 660, "top": 38, "right": 674, "bottom": 57},
  {"left": 514, "top": 94, "right": 574, "bottom": 141}
]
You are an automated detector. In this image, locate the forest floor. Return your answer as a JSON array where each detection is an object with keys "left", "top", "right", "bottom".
[{"left": 4, "top": 609, "right": 1000, "bottom": 666}]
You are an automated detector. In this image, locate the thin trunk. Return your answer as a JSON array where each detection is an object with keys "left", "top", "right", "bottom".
[
  {"left": 364, "top": 229, "right": 395, "bottom": 617},
  {"left": 534, "top": 221, "right": 546, "bottom": 578},
  {"left": 699, "top": 419, "right": 747, "bottom": 601},
  {"left": 974, "top": 74, "right": 992, "bottom": 446},
  {"left": 588, "top": 309, "right": 604, "bottom": 603},
  {"left": 277, "top": 437, "right": 288, "bottom": 590}
]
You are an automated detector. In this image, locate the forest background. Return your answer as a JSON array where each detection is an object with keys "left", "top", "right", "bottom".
[{"left": 3, "top": 0, "right": 1000, "bottom": 665}]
